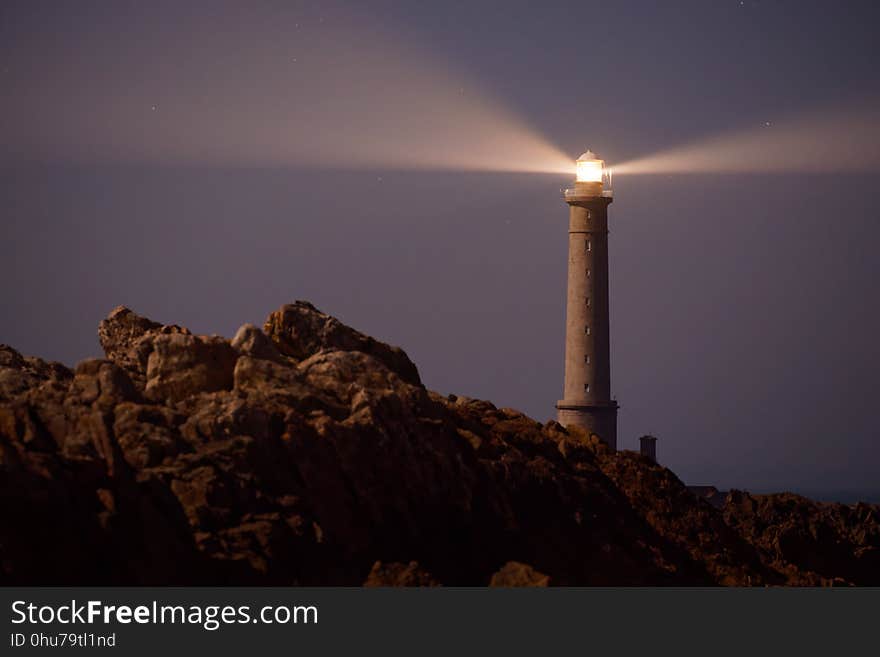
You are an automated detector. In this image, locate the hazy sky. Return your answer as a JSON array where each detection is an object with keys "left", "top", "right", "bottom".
[{"left": 2, "top": 0, "right": 879, "bottom": 498}]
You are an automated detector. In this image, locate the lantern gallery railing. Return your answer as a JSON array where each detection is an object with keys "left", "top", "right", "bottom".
[{"left": 563, "top": 188, "right": 614, "bottom": 199}]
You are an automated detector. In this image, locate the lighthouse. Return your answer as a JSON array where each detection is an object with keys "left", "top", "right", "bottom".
[{"left": 556, "top": 150, "right": 618, "bottom": 450}]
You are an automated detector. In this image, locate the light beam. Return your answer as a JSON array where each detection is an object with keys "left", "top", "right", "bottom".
[{"left": 614, "top": 101, "right": 880, "bottom": 177}]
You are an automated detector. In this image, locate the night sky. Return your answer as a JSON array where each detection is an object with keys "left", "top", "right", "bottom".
[{"left": 2, "top": 1, "right": 879, "bottom": 499}]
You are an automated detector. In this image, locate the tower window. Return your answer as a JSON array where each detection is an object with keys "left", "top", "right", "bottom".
[
  {"left": 587, "top": 210, "right": 592, "bottom": 220},
  {"left": 587, "top": 240, "right": 592, "bottom": 252},
  {"left": 584, "top": 355, "right": 590, "bottom": 364},
  {"left": 584, "top": 383, "right": 590, "bottom": 393},
  {"left": 587, "top": 268, "right": 591, "bottom": 278},
  {"left": 585, "top": 296, "right": 591, "bottom": 307},
  {"left": 585, "top": 326, "right": 591, "bottom": 335}
]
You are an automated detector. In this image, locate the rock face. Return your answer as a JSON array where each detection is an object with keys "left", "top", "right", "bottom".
[
  {"left": 722, "top": 491, "right": 880, "bottom": 585},
  {"left": 263, "top": 302, "right": 421, "bottom": 386},
  {"left": 489, "top": 562, "right": 551, "bottom": 587},
  {"left": 364, "top": 561, "right": 440, "bottom": 587},
  {"left": 1, "top": 303, "right": 878, "bottom": 585}
]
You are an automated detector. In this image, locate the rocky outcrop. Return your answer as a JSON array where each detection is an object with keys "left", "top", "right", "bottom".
[
  {"left": 231, "top": 324, "right": 283, "bottom": 363},
  {"left": 263, "top": 301, "right": 421, "bottom": 386},
  {"left": 364, "top": 561, "right": 440, "bottom": 587},
  {"left": 489, "top": 562, "right": 550, "bottom": 587},
  {"left": 723, "top": 491, "right": 880, "bottom": 585},
  {"left": 0, "top": 345, "right": 72, "bottom": 402},
  {"left": 144, "top": 333, "right": 238, "bottom": 403},
  {"left": 98, "top": 306, "right": 191, "bottom": 388},
  {"left": 594, "top": 449, "right": 778, "bottom": 586},
  {"left": 1, "top": 303, "right": 878, "bottom": 586}
]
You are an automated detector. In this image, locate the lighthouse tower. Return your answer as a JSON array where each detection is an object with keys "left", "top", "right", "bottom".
[{"left": 556, "top": 150, "right": 618, "bottom": 450}]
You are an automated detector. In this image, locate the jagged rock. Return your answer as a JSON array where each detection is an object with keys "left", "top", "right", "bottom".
[
  {"left": 0, "top": 345, "right": 72, "bottom": 401},
  {"left": 723, "top": 491, "right": 880, "bottom": 585},
  {"left": 595, "top": 450, "right": 777, "bottom": 586},
  {"left": 231, "top": 324, "right": 283, "bottom": 363},
  {"left": 113, "top": 402, "right": 185, "bottom": 469},
  {"left": 1, "top": 301, "right": 878, "bottom": 586},
  {"left": 144, "top": 334, "right": 238, "bottom": 403},
  {"left": 263, "top": 301, "right": 421, "bottom": 386},
  {"left": 364, "top": 561, "right": 440, "bottom": 587},
  {"left": 71, "top": 359, "right": 139, "bottom": 409},
  {"left": 489, "top": 562, "right": 550, "bottom": 587},
  {"left": 0, "top": 345, "right": 25, "bottom": 369},
  {"left": 98, "top": 306, "right": 191, "bottom": 387},
  {"left": 688, "top": 485, "right": 728, "bottom": 509}
]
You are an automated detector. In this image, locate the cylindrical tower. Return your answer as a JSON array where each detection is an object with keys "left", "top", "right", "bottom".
[{"left": 556, "top": 150, "right": 618, "bottom": 449}]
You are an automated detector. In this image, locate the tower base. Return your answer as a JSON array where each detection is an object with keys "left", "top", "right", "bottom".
[{"left": 555, "top": 401, "right": 618, "bottom": 451}]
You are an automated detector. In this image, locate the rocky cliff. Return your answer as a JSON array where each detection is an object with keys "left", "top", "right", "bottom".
[{"left": 1, "top": 302, "right": 877, "bottom": 585}]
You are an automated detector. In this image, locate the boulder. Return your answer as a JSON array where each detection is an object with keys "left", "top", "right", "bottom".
[
  {"left": 98, "top": 306, "right": 191, "bottom": 387},
  {"left": 489, "top": 562, "right": 550, "bottom": 587},
  {"left": 231, "top": 324, "right": 283, "bottom": 363},
  {"left": 364, "top": 561, "right": 440, "bottom": 587},
  {"left": 144, "top": 334, "right": 238, "bottom": 403},
  {"left": 71, "top": 359, "right": 138, "bottom": 409},
  {"left": 263, "top": 301, "right": 421, "bottom": 386},
  {"left": 0, "top": 345, "right": 72, "bottom": 401}
]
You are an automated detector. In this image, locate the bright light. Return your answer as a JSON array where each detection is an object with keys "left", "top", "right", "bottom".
[{"left": 575, "top": 150, "right": 604, "bottom": 182}]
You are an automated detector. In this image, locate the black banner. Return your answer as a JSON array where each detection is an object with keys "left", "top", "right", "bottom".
[{"left": 1, "top": 587, "right": 875, "bottom": 655}]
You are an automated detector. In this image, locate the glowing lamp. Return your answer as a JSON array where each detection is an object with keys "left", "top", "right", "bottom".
[{"left": 575, "top": 150, "right": 604, "bottom": 182}]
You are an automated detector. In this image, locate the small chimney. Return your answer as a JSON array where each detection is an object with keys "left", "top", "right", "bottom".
[{"left": 639, "top": 435, "right": 657, "bottom": 463}]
